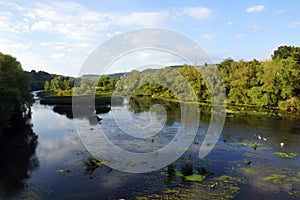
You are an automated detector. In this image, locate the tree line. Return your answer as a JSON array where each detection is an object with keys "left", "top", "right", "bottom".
[
  {"left": 116, "top": 45, "right": 300, "bottom": 112},
  {"left": 43, "top": 75, "right": 119, "bottom": 96},
  {"left": 2, "top": 44, "right": 298, "bottom": 128},
  {"left": 42, "top": 45, "right": 300, "bottom": 112}
]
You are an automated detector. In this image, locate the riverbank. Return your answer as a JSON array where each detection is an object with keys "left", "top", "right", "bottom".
[{"left": 37, "top": 91, "right": 300, "bottom": 120}]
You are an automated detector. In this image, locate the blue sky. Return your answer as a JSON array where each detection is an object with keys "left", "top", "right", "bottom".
[{"left": 1, "top": 0, "right": 300, "bottom": 76}]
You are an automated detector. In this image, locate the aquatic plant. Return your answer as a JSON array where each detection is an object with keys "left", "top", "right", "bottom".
[
  {"left": 167, "top": 164, "right": 175, "bottom": 176},
  {"left": 275, "top": 152, "right": 297, "bottom": 158},
  {"left": 136, "top": 175, "right": 246, "bottom": 200},
  {"left": 252, "top": 142, "right": 258, "bottom": 150},
  {"left": 184, "top": 174, "right": 206, "bottom": 182},
  {"left": 84, "top": 157, "right": 105, "bottom": 171},
  {"left": 181, "top": 162, "right": 193, "bottom": 176},
  {"left": 238, "top": 164, "right": 300, "bottom": 198},
  {"left": 57, "top": 169, "right": 70, "bottom": 173}
]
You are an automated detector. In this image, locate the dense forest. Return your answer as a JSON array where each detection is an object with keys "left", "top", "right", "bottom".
[
  {"left": 48, "top": 45, "right": 298, "bottom": 112},
  {"left": 0, "top": 53, "right": 33, "bottom": 128}
]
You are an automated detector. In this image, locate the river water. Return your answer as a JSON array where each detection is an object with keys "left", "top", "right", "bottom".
[{"left": 0, "top": 95, "right": 299, "bottom": 199}]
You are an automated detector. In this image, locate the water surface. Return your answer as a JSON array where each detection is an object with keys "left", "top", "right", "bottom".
[{"left": 0, "top": 96, "right": 299, "bottom": 199}]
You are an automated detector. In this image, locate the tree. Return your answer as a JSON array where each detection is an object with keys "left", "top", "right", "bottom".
[
  {"left": 0, "top": 53, "right": 32, "bottom": 127},
  {"left": 272, "top": 45, "right": 300, "bottom": 64}
]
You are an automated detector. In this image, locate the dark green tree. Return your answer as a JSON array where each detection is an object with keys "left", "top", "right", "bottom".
[{"left": 0, "top": 53, "right": 32, "bottom": 127}]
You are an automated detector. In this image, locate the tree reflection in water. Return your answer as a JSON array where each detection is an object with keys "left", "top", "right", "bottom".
[{"left": 0, "top": 114, "right": 39, "bottom": 197}]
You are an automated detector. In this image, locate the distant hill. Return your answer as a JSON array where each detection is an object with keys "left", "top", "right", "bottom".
[
  {"left": 27, "top": 66, "right": 183, "bottom": 91},
  {"left": 81, "top": 72, "right": 125, "bottom": 80}
]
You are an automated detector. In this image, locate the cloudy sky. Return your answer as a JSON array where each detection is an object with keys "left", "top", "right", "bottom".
[{"left": 1, "top": 0, "right": 300, "bottom": 76}]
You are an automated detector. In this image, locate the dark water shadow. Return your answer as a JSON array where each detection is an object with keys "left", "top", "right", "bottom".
[{"left": 0, "top": 114, "right": 39, "bottom": 198}]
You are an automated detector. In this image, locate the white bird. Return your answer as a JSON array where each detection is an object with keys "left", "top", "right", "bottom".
[
  {"left": 258, "top": 135, "right": 262, "bottom": 140},
  {"left": 263, "top": 137, "right": 267, "bottom": 141},
  {"left": 280, "top": 142, "right": 284, "bottom": 147}
]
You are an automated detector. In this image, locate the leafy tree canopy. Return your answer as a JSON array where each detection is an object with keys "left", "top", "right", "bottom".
[{"left": 0, "top": 53, "right": 32, "bottom": 127}]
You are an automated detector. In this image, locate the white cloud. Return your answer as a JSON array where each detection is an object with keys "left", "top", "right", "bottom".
[
  {"left": 234, "top": 33, "right": 244, "bottom": 39},
  {"left": 246, "top": 5, "right": 265, "bottom": 13},
  {"left": 227, "top": 21, "right": 233, "bottom": 25},
  {"left": 0, "top": 38, "right": 28, "bottom": 51},
  {"left": 274, "top": 9, "right": 288, "bottom": 15},
  {"left": 51, "top": 53, "right": 65, "bottom": 59},
  {"left": 31, "top": 20, "right": 52, "bottom": 31},
  {"left": 111, "top": 11, "right": 169, "bottom": 27},
  {"left": 249, "top": 24, "right": 259, "bottom": 30},
  {"left": 289, "top": 21, "right": 300, "bottom": 28},
  {"left": 0, "top": 11, "right": 22, "bottom": 33},
  {"left": 18, "top": 51, "right": 48, "bottom": 70},
  {"left": 183, "top": 7, "right": 212, "bottom": 20},
  {"left": 19, "top": 1, "right": 172, "bottom": 40},
  {"left": 1, "top": 2, "right": 212, "bottom": 41},
  {"left": 201, "top": 33, "right": 215, "bottom": 40},
  {"left": 256, "top": 49, "right": 272, "bottom": 61},
  {"left": 40, "top": 42, "right": 92, "bottom": 51}
]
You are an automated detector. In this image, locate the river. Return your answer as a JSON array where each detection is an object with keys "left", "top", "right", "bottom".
[{"left": 0, "top": 94, "right": 299, "bottom": 199}]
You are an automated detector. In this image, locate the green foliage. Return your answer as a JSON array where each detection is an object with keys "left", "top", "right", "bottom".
[
  {"left": 45, "top": 75, "right": 75, "bottom": 96},
  {"left": 116, "top": 65, "right": 205, "bottom": 102},
  {"left": 184, "top": 174, "right": 206, "bottom": 182},
  {"left": 42, "top": 45, "right": 300, "bottom": 113},
  {"left": 0, "top": 53, "right": 32, "bottom": 127},
  {"left": 96, "top": 76, "right": 119, "bottom": 93},
  {"left": 275, "top": 152, "right": 297, "bottom": 158},
  {"left": 46, "top": 75, "right": 119, "bottom": 96},
  {"left": 27, "top": 70, "right": 52, "bottom": 91},
  {"left": 272, "top": 45, "right": 300, "bottom": 64}
]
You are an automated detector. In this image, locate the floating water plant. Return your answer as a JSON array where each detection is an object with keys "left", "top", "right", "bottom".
[
  {"left": 57, "top": 169, "right": 70, "bottom": 173},
  {"left": 84, "top": 157, "right": 105, "bottom": 171},
  {"left": 252, "top": 142, "right": 258, "bottom": 150},
  {"left": 136, "top": 175, "right": 246, "bottom": 200},
  {"left": 238, "top": 164, "right": 300, "bottom": 198},
  {"left": 275, "top": 152, "right": 297, "bottom": 158},
  {"left": 184, "top": 174, "right": 206, "bottom": 182}
]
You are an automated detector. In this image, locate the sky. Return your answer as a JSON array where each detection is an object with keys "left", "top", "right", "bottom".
[{"left": 0, "top": 0, "right": 300, "bottom": 76}]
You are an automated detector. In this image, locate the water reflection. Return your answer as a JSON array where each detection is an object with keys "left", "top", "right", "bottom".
[
  {"left": 40, "top": 96, "right": 112, "bottom": 125},
  {"left": 23, "top": 95, "right": 300, "bottom": 199},
  {"left": 0, "top": 114, "right": 39, "bottom": 197}
]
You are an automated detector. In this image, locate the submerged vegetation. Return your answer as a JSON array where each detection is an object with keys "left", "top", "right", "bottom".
[
  {"left": 84, "top": 157, "right": 106, "bottom": 171},
  {"left": 137, "top": 175, "right": 246, "bottom": 200},
  {"left": 238, "top": 164, "right": 300, "bottom": 198}
]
